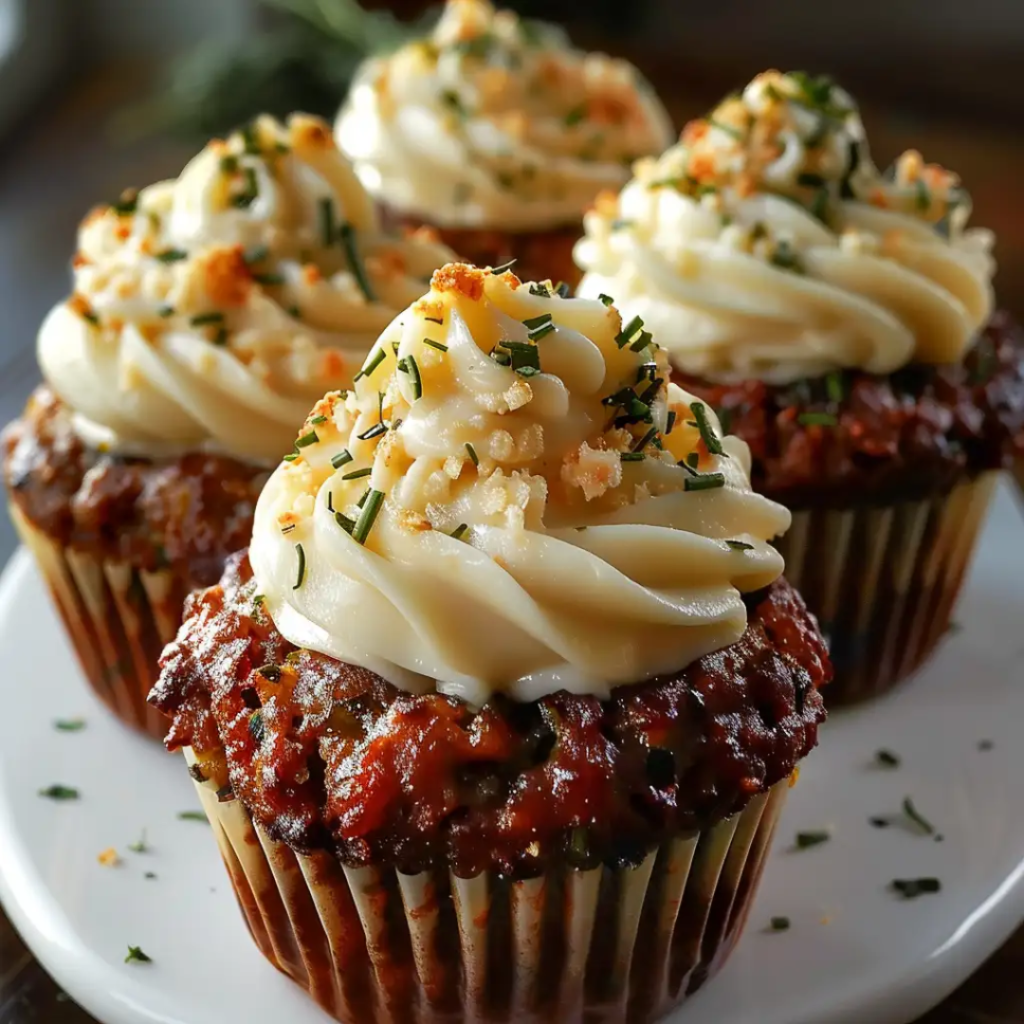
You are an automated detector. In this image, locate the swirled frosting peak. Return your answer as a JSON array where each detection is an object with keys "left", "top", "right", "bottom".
[
  {"left": 249, "top": 262, "right": 791, "bottom": 705},
  {"left": 575, "top": 70, "right": 996, "bottom": 383},
  {"left": 38, "top": 113, "right": 453, "bottom": 462},
  {"left": 335, "top": 0, "right": 674, "bottom": 231}
]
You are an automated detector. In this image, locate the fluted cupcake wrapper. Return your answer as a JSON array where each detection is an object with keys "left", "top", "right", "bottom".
[
  {"left": 776, "top": 471, "right": 997, "bottom": 706},
  {"left": 184, "top": 747, "right": 789, "bottom": 1024},
  {"left": 10, "top": 503, "right": 186, "bottom": 739}
]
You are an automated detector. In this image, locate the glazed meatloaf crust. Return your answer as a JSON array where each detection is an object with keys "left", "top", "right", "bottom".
[
  {"left": 674, "top": 312, "right": 1024, "bottom": 510},
  {"left": 151, "top": 552, "right": 829, "bottom": 879},
  {"left": 3, "top": 386, "right": 265, "bottom": 588}
]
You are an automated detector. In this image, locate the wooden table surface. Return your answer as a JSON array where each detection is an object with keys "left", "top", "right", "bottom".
[{"left": 2, "top": 64, "right": 1024, "bottom": 1024}]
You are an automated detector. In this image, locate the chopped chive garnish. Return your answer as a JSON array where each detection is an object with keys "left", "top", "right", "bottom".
[
  {"left": 309, "top": 415, "right": 327, "bottom": 426},
  {"left": 684, "top": 472, "right": 726, "bottom": 491},
  {"left": 490, "top": 259, "right": 517, "bottom": 275},
  {"left": 554, "top": 282, "right": 571, "bottom": 299},
  {"left": 156, "top": 248, "right": 188, "bottom": 263},
  {"left": 294, "top": 430, "right": 319, "bottom": 449},
  {"left": 125, "top": 946, "right": 152, "bottom": 964},
  {"left": 128, "top": 830, "right": 148, "bottom": 854},
  {"left": 629, "top": 330, "right": 653, "bottom": 353},
  {"left": 795, "top": 830, "right": 830, "bottom": 849},
  {"left": 891, "top": 878, "right": 941, "bottom": 899},
  {"left": 293, "top": 543, "right": 306, "bottom": 590},
  {"left": 331, "top": 450, "right": 353, "bottom": 469},
  {"left": 633, "top": 426, "right": 659, "bottom": 453},
  {"left": 524, "top": 312, "right": 555, "bottom": 340},
  {"left": 287, "top": 305, "right": 301, "bottom": 319},
  {"left": 339, "top": 222, "right": 376, "bottom": 302},
  {"left": 398, "top": 354, "right": 423, "bottom": 400},
  {"left": 665, "top": 410, "right": 677, "bottom": 434},
  {"left": 190, "top": 311, "right": 224, "bottom": 327},
  {"left": 726, "top": 539, "right": 754, "bottom": 551},
  {"left": 598, "top": 293, "right": 614, "bottom": 307},
  {"left": 686, "top": 452, "right": 699, "bottom": 470},
  {"left": 451, "top": 523, "right": 469, "bottom": 541},
  {"left": 220, "top": 154, "right": 239, "bottom": 175},
  {"left": 39, "top": 784, "right": 79, "bottom": 800},
  {"left": 709, "top": 117, "right": 744, "bottom": 140},
  {"left": 351, "top": 489, "right": 384, "bottom": 545},
  {"left": 797, "top": 411, "right": 838, "bottom": 427},
  {"left": 769, "top": 916, "right": 791, "bottom": 932},
  {"left": 112, "top": 189, "right": 139, "bottom": 216},
  {"left": 825, "top": 371, "right": 845, "bottom": 404},
  {"left": 358, "top": 422, "right": 387, "bottom": 441},
  {"left": 978, "top": 739, "right": 995, "bottom": 751},
  {"left": 232, "top": 167, "right": 259, "bottom": 208},
  {"left": 177, "top": 811, "right": 208, "bottom": 822},
  {"left": 240, "top": 121, "right": 261, "bottom": 154},
  {"left": 464, "top": 442, "right": 480, "bottom": 466},
  {"left": 902, "top": 797, "right": 935, "bottom": 836},
  {"left": 915, "top": 179, "right": 930, "bottom": 211},
  {"left": 876, "top": 749, "right": 901, "bottom": 768},
  {"left": 319, "top": 197, "right": 335, "bottom": 247},
  {"left": 243, "top": 244, "right": 268, "bottom": 265},
  {"left": 423, "top": 338, "right": 448, "bottom": 352},
  {"left": 54, "top": 718, "right": 86, "bottom": 732},
  {"left": 354, "top": 346, "right": 386, "bottom": 382},
  {"left": 529, "top": 282, "right": 551, "bottom": 298},
  {"left": 620, "top": 452, "right": 645, "bottom": 462},
  {"left": 342, "top": 467, "right": 372, "bottom": 480},
  {"left": 327, "top": 490, "right": 334, "bottom": 513},
  {"left": 516, "top": 365, "right": 541, "bottom": 377},
  {"left": 282, "top": 454, "right": 299, "bottom": 463},
  {"left": 158, "top": 305, "right": 175, "bottom": 318},
  {"left": 252, "top": 272, "right": 285, "bottom": 286},
  {"left": 690, "top": 402, "right": 726, "bottom": 456},
  {"left": 391, "top": 340, "right": 400, "bottom": 355},
  {"left": 424, "top": 316, "right": 444, "bottom": 325},
  {"left": 616, "top": 314, "right": 644, "bottom": 349},
  {"left": 564, "top": 103, "right": 587, "bottom": 126},
  {"left": 249, "top": 710, "right": 265, "bottom": 746},
  {"left": 213, "top": 326, "right": 229, "bottom": 346},
  {"left": 335, "top": 511, "right": 355, "bottom": 533},
  {"left": 357, "top": 488, "right": 370, "bottom": 508}
]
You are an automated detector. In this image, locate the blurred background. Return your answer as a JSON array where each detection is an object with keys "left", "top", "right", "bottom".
[{"left": 0, "top": 0, "right": 1023, "bottom": 561}]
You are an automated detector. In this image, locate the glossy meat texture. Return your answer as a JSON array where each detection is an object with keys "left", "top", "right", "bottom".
[
  {"left": 2, "top": 387, "right": 265, "bottom": 586},
  {"left": 151, "top": 552, "right": 830, "bottom": 878},
  {"left": 675, "top": 312, "right": 1024, "bottom": 509}
]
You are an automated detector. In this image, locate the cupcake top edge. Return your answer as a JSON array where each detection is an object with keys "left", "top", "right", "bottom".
[
  {"left": 37, "top": 112, "right": 454, "bottom": 465},
  {"left": 335, "top": 0, "right": 675, "bottom": 232},
  {"left": 574, "top": 69, "right": 997, "bottom": 385},
  {"left": 248, "top": 261, "right": 792, "bottom": 706}
]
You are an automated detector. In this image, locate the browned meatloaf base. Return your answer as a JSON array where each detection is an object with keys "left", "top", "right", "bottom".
[
  {"left": 674, "top": 311, "right": 1024, "bottom": 510},
  {"left": 381, "top": 206, "right": 583, "bottom": 289},
  {"left": 151, "top": 552, "right": 830, "bottom": 879},
  {"left": 2, "top": 386, "right": 265, "bottom": 587}
]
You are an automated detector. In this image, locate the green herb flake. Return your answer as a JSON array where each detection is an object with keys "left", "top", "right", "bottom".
[
  {"left": 616, "top": 314, "right": 645, "bottom": 350},
  {"left": 423, "top": 338, "right": 448, "bottom": 352},
  {"left": 219, "top": 155, "right": 239, "bottom": 175},
  {"left": 177, "top": 811, "right": 207, "bottom": 822},
  {"left": 794, "top": 830, "right": 831, "bottom": 850},
  {"left": 451, "top": 523, "right": 469, "bottom": 541},
  {"left": 875, "top": 749, "right": 901, "bottom": 768},
  {"left": 157, "top": 305, "right": 175, "bottom": 318},
  {"left": 39, "top": 784, "right": 80, "bottom": 800},
  {"left": 690, "top": 401, "right": 726, "bottom": 456},
  {"left": 351, "top": 489, "right": 385, "bottom": 545},
  {"left": 54, "top": 718, "right": 86, "bottom": 732},
  {"left": 155, "top": 248, "right": 188, "bottom": 264},
  {"left": 294, "top": 430, "right": 319, "bottom": 449},
  {"left": 144, "top": 872, "right": 157, "bottom": 880},
  {"left": 725, "top": 540, "right": 754, "bottom": 552},
  {"left": 902, "top": 796, "right": 935, "bottom": 836},
  {"left": 319, "top": 196, "right": 336, "bottom": 247},
  {"left": 125, "top": 946, "right": 152, "bottom": 965},
  {"left": 335, "top": 511, "right": 355, "bottom": 534},
  {"left": 465, "top": 442, "right": 480, "bottom": 467},
  {"left": 490, "top": 259, "right": 517, "bottom": 275},
  {"left": 128, "top": 830, "right": 148, "bottom": 854},
  {"left": 684, "top": 472, "right": 726, "bottom": 492},
  {"left": 598, "top": 293, "right": 614, "bottom": 307},
  {"left": 242, "top": 244, "right": 268, "bottom": 265},
  {"left": 331, "top": 450, "right": 353, "bottom": 470},
  {"left": 825, "top": 371, "right": 846, "bottom": 404},
  {"left": 190, "top": 311, "right": 224, "bottom": 327},
  {"left": 620, "top": 452, "right": 645, "bottom": 462},
  {"left": 797, "top": 411, "right": 838, "bottom": 427},
  {"left": 293, "top": 543, "right": 306, "bottom": 590},
  {"left": 709, "top": 117, "right": 745, "bottom": 141},
  {"left": 978, "top": 739, "right": 995, "bottom": 751},
  {"left": 891, "top": 878, "right": 941, "bottom": 899},
  {"left": 769, "top": 916, "right": 791, "bottom": 932},
  {"left": 915, "top": 179, "right": 931, "bottom": 212},
  {"left": 564, "top": 103, "right": 588, "bottom": 127},
  {"left": 358, "top": 422, "right": 387, "bottom": 441},
  {"left": 354, "top": 346, "right": 386, "bottom": 382},
  {"left": 398, "top": 354, "right": 423, "bottom": 400},
  {"left": 666, "top": 410, "right": 677, "bottom": 434},
  {"left": 342, "top": 467, "right": 372, "bottom": 480},
  {"left": 232, "top": 166, "right": 259, "bottom": 209},
  {"left": 252, "top": 271, "right": 285, "bottom": 287}
]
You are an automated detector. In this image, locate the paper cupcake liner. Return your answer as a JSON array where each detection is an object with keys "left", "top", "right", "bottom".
[
  {"left": 184, "top": 747, "right": 789, "bottom": 1024},
  {"left": 776, "top": 471, "right": 997, "bottom": 705},
  {"left": 10, "top": 503, "right": 188, "bottom": 740}
]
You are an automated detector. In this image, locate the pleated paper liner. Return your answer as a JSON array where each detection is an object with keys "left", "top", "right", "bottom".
[
  {"left": 777, "top": 470, "right": 998, "bottom": 706},
  {"left": 184, "top": 747, "right": 791, "bottom": 1024},
  {"left": 9, "top": 503, "right": 188, "bottom": 740}
]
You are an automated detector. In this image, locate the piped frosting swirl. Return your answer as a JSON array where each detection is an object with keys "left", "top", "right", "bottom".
[
  {"left": 38, "top": 113, "right": 453, "bottom": 462},
  {"left": 575, "top": 70, "right": 995, "bottom": 383},
  {"left": 249, "top": 263, "right": 791, "bottom": 706}
]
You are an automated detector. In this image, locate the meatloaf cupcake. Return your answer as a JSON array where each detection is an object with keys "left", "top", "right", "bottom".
[
  {"left": 2, "top": 112, "right": 452, "bottom": 738},
  {"left": 575, "top": 70, "right": 1024, "bottom": 704},
  {"left": 335, "top": 0, "right": 673, "bottom": 287},
  {"left": 151, "top": 263, "right": 829, "bottom": 1023}
]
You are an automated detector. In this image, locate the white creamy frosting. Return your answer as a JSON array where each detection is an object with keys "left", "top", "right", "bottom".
[
  {"left": 575, "top": 71, "right": 996, "bottom": 383},
  {"left": 335, "top": 0, "right": 673, "bottom": 231},
  {"left": 249, "top": 263, "right": 791, "bottom": 705},
  {"left": 38, "top": 113, "right": 453, "bottom": 463}
]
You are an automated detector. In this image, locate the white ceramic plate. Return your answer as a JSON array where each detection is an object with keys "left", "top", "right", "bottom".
[{"left": 2, "top": 481, "right": 1024, "bottom": 1024}]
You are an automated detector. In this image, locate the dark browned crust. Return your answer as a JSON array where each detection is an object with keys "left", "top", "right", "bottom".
[
  {"left": 2, "top": 386, "right": 265, "bottom": 587},
  {"left": 673, "top": 311, "right": 1024, "bottom": 509},
  {"left": 380, "top": 204, "right": 583, "bottom": 289},
  {"left": 151, "top": 552, "right": 829, "bottom": 878}
]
